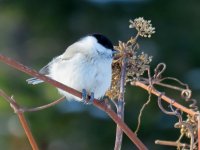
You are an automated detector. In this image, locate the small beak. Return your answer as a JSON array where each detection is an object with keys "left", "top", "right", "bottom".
[
  {"left": 112, "top": 49, "right": 118, "bottom": 55},
  {"left": 112, "top": 49, "right": 119, "bottom": 58}
]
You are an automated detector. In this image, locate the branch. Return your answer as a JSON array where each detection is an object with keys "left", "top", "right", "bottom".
[
  {"left": 0, "top": 90, "right": 39, "bottom": 150},
  {"left": 23, "top": 97, "right": 65, "bottom": 112},
  {"left": 0, "top": 54, "right": 148, "bottom": 150},
  {"left": 155, "top": 140, "right": 189, "bottom": 148},
  {"left": 132, "top": 81, "right": 197, "bottom": 117},
  {"left": 114, "top": 57, "right": 127, "bottom": 150}
]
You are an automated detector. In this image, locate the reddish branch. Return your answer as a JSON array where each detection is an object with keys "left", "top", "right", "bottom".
[
  {"left": 0, "top": 90, "right": 39, "bottom": 150},
  {"left": 18, "top": 112, "right": 39, "bottom": 150},
  {"left": 132, "top": 81, "right": 197, "bottom": 117},
  {"left": 0, "top": 54, "right": 148, "bottom": 150}
]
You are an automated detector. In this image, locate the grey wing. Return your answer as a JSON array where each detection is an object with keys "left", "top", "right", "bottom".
[
  {"left": 27, "top": 42, "right": 79, "bottom": 85},
  {"left": 38, "top": 62, "right": 51, "bottom": 75},
  {"left": 26, "top": 63, "right": 51, "bottom": 85},
  {"left": 26, "top": 56, "right": 60, "bottom": 85},
  {"left": 62, "top": 42, "right": 82, "bottom": 60}
]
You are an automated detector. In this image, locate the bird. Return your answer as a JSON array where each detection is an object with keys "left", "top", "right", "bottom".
[{"left": 26, "top": 33, "right": 116, "bottom": 103}]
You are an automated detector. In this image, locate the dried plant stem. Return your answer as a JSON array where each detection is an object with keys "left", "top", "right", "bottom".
[
  {"left": 114, "top": 57, "right": 127, "bottom": 150},
  {"left": 23, "top": 97, "right": 65, "bottom": 112},
  {"left": 135, "top": 92, "right": 151, "bottom": 134},
  {"left": 0, "top": 90, "right": 39, "bottom": 150},
  {"left": 132, "top": 81, "right": 196, "bottom": 117},
  {"left": 0, "top": 54, "right": 148, "bottom": 150},
  {"left": 154, "top": 82, "right": 186, "bottom": 92},
  {"left": 155, "top": 140, "right": 189, "bottom": 148}
]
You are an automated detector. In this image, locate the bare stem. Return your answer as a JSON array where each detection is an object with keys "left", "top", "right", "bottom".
[
  {"left": 23, "top": 97, "right": 65, "bottom": 112},
  {"left": 153, "top": 82, "right": 185, "bottom": 92},
  {"left": 135, "top": 92, "right": 152, "bottom": 134},
  {"left": 0, "top": 90, "right": 39, "bottom": 150},
  {"left": 0, "top": 54, "right": 148, "bottom": 150},
  {"left": 155, "top": 140, "right": 189, "bottom": 148},
  {"left": 114, "top": 57, "right": 127, "bottom": 150}
]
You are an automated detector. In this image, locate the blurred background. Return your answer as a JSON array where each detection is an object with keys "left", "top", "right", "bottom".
[{"left": 0, "top": 0, "right": 200, "bottom": 149}]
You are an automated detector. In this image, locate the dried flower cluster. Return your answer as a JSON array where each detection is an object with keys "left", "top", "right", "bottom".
[
  {"left": 106, "top": 17, "right": 155, "bottom": 100},
  {"left": 129, "top": 17, "right": 155, "bottom": 38},
  {"left": 126, "top": 52, "right": 152, "bottom": 78}
]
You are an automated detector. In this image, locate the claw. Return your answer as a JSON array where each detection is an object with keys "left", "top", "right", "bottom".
[
  {"left": 81, "top": 89, "right": 94, "bottom": 104},
  {"left": 88, "top": 92, "right": 94, "bottom": 104}
]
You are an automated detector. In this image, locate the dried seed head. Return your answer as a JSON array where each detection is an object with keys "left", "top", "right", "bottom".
[{"left": 129, "top": 17, "right": 155, "bottom": 38}]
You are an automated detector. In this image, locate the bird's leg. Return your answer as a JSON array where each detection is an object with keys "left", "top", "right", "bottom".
[
  {"left": 82, "top": 89, "right": 94, "bottom": 104},
  {"left": 88, "top": 92, "right": 94, "bottom": 104},
  {"left": 82, "top": 89, "right": 87, "bottom": 102}
]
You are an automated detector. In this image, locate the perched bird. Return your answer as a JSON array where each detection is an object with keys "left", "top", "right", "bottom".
[{"left": 27, "top": 33, "right": 116, "bottom": 103}]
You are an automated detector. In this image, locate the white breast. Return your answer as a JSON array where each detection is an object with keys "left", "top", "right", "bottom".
[{"left": 49, "top": 53, "right": 112, "bottom": 101}]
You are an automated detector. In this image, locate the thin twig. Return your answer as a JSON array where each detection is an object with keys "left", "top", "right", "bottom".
[
  {"left": 157, "top": 93, "right": 178, "bottom": 116},
  {"left": 0, "top": 54, "right": 148, "bottom": 150},
  {"left": 0, "top": 90, "right": 21, "bottom": 111},
  {"left": 23, "top": 96, "right": 65, "bottom": 112},
  {"left": 0, "top": 90, "right": 39, "bottom": 150},
  {"left": 135, "top": 92, "right": 152, "bottom": 134},
  {"left": 155, "top": 140, "right": 189, "bottom": 148},
  {"left": 135, "top": 68, "right": 153, "bottom": 134},
  {"left": 159, "top": 77, "right": 189, "bottom": 89},
  {"left": 153, "top": 82, "right": 186, "bottom": 92},
  {"left": 114, "top": 57, "right": 127, "bottom": 150}
]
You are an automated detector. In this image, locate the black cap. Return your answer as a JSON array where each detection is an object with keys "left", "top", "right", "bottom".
[{"left": 92, "top": 33, "right": 114, "bottom": 50}]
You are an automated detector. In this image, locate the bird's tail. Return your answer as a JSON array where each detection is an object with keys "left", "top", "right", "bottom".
[{"left": 26, "top": 77, "right": 44, "bottom": 85}]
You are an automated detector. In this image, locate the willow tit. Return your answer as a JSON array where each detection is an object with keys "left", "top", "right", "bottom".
[{"left": 27, "top": 33, "right": 116, "bottom": 102}]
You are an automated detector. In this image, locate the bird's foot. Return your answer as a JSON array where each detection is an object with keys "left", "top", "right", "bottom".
[{"left": 82, "top": 89, "right": 94, "bottom": 104}]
